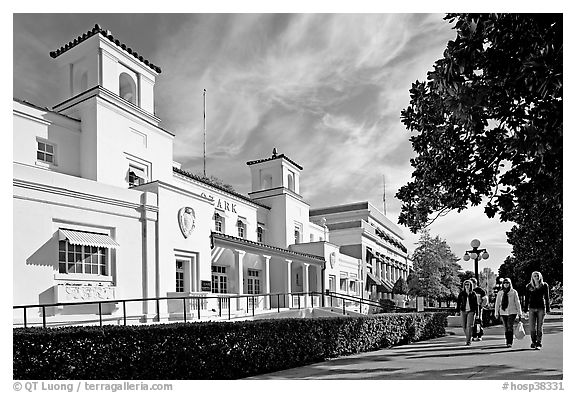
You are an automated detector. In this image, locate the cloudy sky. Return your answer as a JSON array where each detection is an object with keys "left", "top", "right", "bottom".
[{"left": 13, "top": 13, "right": 518, "bottom": 273}]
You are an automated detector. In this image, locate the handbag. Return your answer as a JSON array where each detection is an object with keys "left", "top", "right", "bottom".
[
  {"left": 515, "top": 321, "right": 526, "bottom": 339},
  {"left": 474, "top": 318, "right": 483, "bottom": 335}
]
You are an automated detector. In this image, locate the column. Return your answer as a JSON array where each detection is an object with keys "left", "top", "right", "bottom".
[
  {"left": 234, "top": 250, "right": 246, "bottom": 310},
  {"left": 316, "top": 265, "right": 323, "bottom": 307},
  {"left": 285, "top": 259, "right": 292, "bottom": 308},
  {"left": 262, "top": 255, "right": 271, "bottom": 309},
  {"left": 142, "top": 201, "right": 157, "bottom": 320},
  {"left": 302, "top": 263, "right": 310, "bottom": 307}
]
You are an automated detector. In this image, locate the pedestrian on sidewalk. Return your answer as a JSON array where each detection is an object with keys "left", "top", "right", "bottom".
[
  {"left": 495, "top": 278, "right": 522, "bottom": 348},
  {"left": 470, "top": 277, "right": 488, "bottom": 341},
  {"left": 523, "top": 271, "right": 551, "bottom": 350},
  {"left": 456, "top": 279, "right": 479, "bottom": 346}
]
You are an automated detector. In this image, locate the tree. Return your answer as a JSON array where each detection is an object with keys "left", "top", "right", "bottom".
[
  {"left": 458, "top": 270, "right": 475, "bottom": 285},
  {"left": 409, "top": 230, "right": 462, "bottom": 305},
  {"left": 406, "top": 272, "right": 420, "bottom": 298},
  {"left": 396, "top": 14, "right": 562, "bottom": 287},
  {"left": 196, "top": 173, "right": 237, "bottom": 193},
  {"left": 438, "top": 250, "right": 461, "bottom": 307},
  {"left": 392, "top": 277, "right": 408, "bottom": 297}
]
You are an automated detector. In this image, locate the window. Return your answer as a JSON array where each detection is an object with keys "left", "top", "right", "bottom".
[
  {"left": 349, "top": 280, "right": 357, "bottom": 294},
  {"left": 328, "top": 275, "right": 336, "bottom": 292},
  {"left": 237, "top": 220, "right": 246, "bottom": 238},
  {"left": 287, "top": 172, "right": 294, "bottom": 191},
  {"left": 257, "top": 226, "right": 263, "bottom": 243},
  {"left": 37, "top": 140, "right": 55, "bottom": 164},
  {"left": 119, "top": 71, "right": 137, "bottom": 105},
  {"left": 214, "top": 213, "right": 224, "bottom": 233},
  {"left": 128, "top": 164, "right": 147, "bottom": 187},
  {"left": 293, "top": 222, "right": 302, "bottom": 244},
  {"left": 58, "top": 240, "right": 107, "bottom": 275},
  {"left": 247, "top": 270, "right": 261, "bottom": 295},
  {"left": 340, "top": 278, "right": 347, "bottom": 292},
  {"left": 211, "top": 265, "right": 227, "bottom": 293},
  {"left": 176, "top": 260, "right": 185, "bottom": 293}
]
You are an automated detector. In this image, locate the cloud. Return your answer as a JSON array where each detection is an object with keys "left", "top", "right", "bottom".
[{"left": 15, "top": 14, "right": 516, "bottom": 271}]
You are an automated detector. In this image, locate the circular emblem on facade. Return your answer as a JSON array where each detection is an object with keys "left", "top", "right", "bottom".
[
  {"left": 330, "top": 252, "right": 336, "bottom": 269},
  {"left": 178, "top": 207, "right": 196, "bottom": 238}
]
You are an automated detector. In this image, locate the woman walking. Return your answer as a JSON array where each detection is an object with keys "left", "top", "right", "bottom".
[
  {"left": 456, "top": 279, "right": 479, "bottom": 346},
  {"left": 495, "top": 278, "right": 522, "bottom": 347},
  {"left": 523, "top": 271, "right": 551, "bottom": 350}
]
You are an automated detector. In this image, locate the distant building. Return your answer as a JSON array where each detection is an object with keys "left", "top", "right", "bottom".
[{"left": 310, "top": 202, "right": 410, "bottom": 303}]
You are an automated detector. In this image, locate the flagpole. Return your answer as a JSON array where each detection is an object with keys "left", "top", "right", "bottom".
[
  {"left": 203, "top": 89, "right": 207, "bottom": 177},
  {"left": 382, "top": 174, "right": 387, "bottom": 215}
]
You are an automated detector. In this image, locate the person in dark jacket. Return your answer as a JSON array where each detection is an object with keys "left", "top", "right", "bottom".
[
  {"left": 470, "top": 277, "right": 487, "bottom": 341},
  {"left": 456, "top": 279, "right": 479, "bottom": 346},
  {"left": 523, "top": 271, "right": 551, "bottom": 350}
]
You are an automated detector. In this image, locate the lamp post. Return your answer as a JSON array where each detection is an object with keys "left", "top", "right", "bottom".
[{"left": 462, "top": 239, "right": 489, "bottom": 282}]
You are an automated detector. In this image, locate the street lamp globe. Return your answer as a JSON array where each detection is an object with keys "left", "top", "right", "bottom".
[
  {"left": 470, "top": 239, "right": 481, "bottom": 248},
  {"left": 463, "top": 254, "right": 470, "bottom": 261},
  {"left": 482, "top": 252, "right": 489, "bottom": 260},
  {"left": 470, "top": 252, "right": 478, "bottom": 260}
]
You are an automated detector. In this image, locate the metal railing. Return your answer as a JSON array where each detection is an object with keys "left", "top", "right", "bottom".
[
  {"left": 13, "top": 291, "right": 329, "bottom": 329},
  {"left": 319, "top": 291, "right": 387, "bottom": 315},
  {"left": 13, "top": 291, "right": 421, "bottom": 329}
]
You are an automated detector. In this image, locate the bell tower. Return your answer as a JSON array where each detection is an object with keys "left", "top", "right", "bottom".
[
  {"left": 50, "top": 24, "right": 160, "bottom": 117},
  {"left": 47, "top": 24, "right": 174, "bottom": 187},
  {"left": 247, "top": 148, "right": 301, "bottom": 194},
  {"left": 247, "top": 148, "right": 308, "bottom": 248}
]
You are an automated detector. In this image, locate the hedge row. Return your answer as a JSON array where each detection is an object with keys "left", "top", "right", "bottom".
[{"left": 14, "top": 312, "right": 447, "bottom": 380}]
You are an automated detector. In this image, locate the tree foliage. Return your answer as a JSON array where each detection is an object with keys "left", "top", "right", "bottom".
[
  {"left": 458, "top": 270, "right": 475, "bottom": 285},
  {"left": 392, "top": 277, "right": 408, "bottom": 296},
  {"left": 397, "top": 13, "right": 562, "bottom": 285},
  {"left": 195, "top": 173, "right": 236, "bottom": 193},
  {"left": 409, "top": 230, "right": 462, "bottom": 303}
]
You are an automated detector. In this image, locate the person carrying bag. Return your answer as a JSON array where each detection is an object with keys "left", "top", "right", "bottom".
[{"left": 494, "top": 278, "right": 522, "bottom": 348}]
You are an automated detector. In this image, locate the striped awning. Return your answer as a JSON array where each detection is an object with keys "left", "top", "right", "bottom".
[
  {"left": 59, "top": 229, "right": 120, "bottom": 249},
  {"left": 377, "top": 279, "right": 394, "bottom": 293},
  {"left": 366, "top": 271, "right": 381, "bottom": 285}
]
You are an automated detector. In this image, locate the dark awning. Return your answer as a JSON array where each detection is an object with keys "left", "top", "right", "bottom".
[
  {"left": 366, "top": 271, "right": 379, "bottom": 284},
  {"left": 377, "top": 279, "right": 394, "bottom": 293}
]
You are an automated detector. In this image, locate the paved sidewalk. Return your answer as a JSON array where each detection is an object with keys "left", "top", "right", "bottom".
[{"left": 247, "top": 313, "right": 563, "bottom": 380}]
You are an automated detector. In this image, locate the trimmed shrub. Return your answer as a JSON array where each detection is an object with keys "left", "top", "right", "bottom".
[{"left": 14, "top": 312, "right": 447, "bottom": 380}]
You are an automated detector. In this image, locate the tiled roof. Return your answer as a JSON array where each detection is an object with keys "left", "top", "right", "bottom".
[
  {"left": 14, "top": 97, "right": 80, "bottom": 123},
  {"left": 246, "top": 148, "right": 303, "bottom": 170},
  {"left": 212, "top": 232, "right": 325, "bottom": 262},
  {"left": 173, "top": 167, "right": 270, "bottom": 210},
  {"left": 49, "top": 24, "right": 161, "bottom": 74}
]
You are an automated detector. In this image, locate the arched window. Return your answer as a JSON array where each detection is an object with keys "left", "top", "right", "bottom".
[
  {"left": 287, "top": 173, "right": 294, "bottom": 191},
  {"left": 119, "top": 72, "right": 137, "bottom": 105}
]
